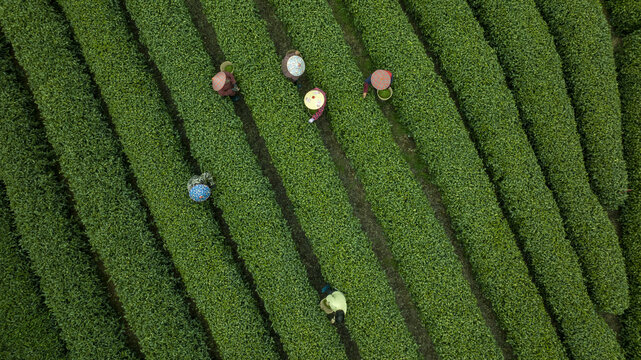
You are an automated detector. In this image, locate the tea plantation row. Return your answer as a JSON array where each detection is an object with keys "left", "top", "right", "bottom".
[
  {"left": 534, "top": 0, "right": 627, "bottom": 210},
  {"left": 0, "top": 41, "right": 136, "bottom": 359},
  {"left": 467, "top": 0, "right": 628, "bottom": 314},
  {"left": 0, "top": 186, "right": 67, "bottom": 360},
  {"left": 617, "top": 29, "right": 641, "bottom": 360},
  {"left": 0, "top": 0, "right": 212, "bottom": 357},
  {"left": 399, "top": 0, "right": 623, "bottom": 357}
]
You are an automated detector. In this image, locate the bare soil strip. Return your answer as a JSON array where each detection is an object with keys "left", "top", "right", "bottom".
[{"left": 601, "top": 1, "right": 627, "bottom": 339}]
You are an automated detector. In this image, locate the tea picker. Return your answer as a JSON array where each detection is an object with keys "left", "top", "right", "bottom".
[
  {"left": 319, "top": 284, "right": 346, "bottom": 324},
  {"left": 362, "top": 69, "right": 393, "bottom": 100},
  {"left": 188, "top": 172, "right": 214, "bottom": 202},
  {"left": 304, "top": 88, "right": 326, "bottom": 123},
  {"left": 282, "top": 50, "right": 305, "bottom": 88},
  {"left": 212, "top": 64, "right": 240, "bottom": 102}
]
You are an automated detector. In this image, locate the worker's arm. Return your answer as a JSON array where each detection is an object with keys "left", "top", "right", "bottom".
[
  {"left": 309, "top": 104, "right": 325, "bottom": 123},
  {"left": 308, "top": 88, "right": 327, "bottom": 123},
  {"left": 362, "top": 75, "right": 372, "bottom": 97}
]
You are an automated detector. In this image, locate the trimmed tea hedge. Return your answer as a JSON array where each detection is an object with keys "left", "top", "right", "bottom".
[
  {"left": 268, "top": 0, "right": 502, "bottom": 358},
  {"left": 402, "top": 0, "right": 624, "bottom": 358},
  {"left": 54, "top": 0, "right": 278, "bottom": 358},
  {"left": 0, "top": 185, "right": 67, "bottom": 360},
  {"left": 200, "top": 0, "right": 421, "bottom": 358},
  {"left": 120, "top": 0, "right": 346, "bottom": 358},
  {"left": 534, "top": 0, "right": 627, "bottom": 210},
  {"left": 0, "top": 38, "right": 136, "bottom": 360},
  {"left": 467, "top": 0, "right": 629, "bottom": 315},
  {"left": 342, "top": 0, "right": 567, "bottom": 358},
  {"left": 604, "top": 0, "right": 641, "bottom": 35},
  {"left": 0, "top": 0, "right": 212, "bottom": 358},
  {"left": 616, "top": 29, "right": 641, "bottom": 360}
]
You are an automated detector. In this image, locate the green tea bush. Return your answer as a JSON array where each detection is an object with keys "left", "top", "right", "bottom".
[
  {"left": 0, "top": 185, "right": 67, "bottom": 360},
  {"left": 200, "top": 0, "right": 421, "bottom": 357},
  {"left": 342, "top": 0, "right": 567, "bottom": 358},
  {"left": 467, "top": 0, "right": 629, "bottom": 315},
  {"left": 121, "top": 0, "right": 346, "bottom": 357},
  {"left": 534, "top": 0, "right": 627, "bottom": 210},
  {"left": 268, "top": 0, "right": 502, "bottom": 358},
  {"left": 604, "top": 0, "right": 641, "bottom": 35},
  {"left": 402, "top": 0, "right": 624, "bottom": 358},
  {"left": 54, "top": 0, "right": 279, "bottom": 358},
  {"left": 0, "top": 39, "right": 135, "bottom": 360},
  {"left": 616, "top": 29, "right": 641, "bottom": 360},
  {"left": 0, "top": 0, "right": 212, "bottom": 358}
]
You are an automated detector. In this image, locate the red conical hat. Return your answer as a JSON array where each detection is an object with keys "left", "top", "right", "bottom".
[
  {"left": 212, "top": 72, "right": 227, "bottom": 91},
  {"left": 371, "top": 69, "right": 391, "bottom": 90}
]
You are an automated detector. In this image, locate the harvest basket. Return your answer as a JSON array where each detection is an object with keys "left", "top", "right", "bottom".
[{"left": 377, "top": 87, "right": 393, "bottom": 101}]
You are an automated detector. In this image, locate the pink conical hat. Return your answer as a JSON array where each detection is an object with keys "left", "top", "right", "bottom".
[
  {"left": 212, "top": 72, "right": 227, "bottom": 91},
  {"left": 371, "top": 69, "right": 391, "bottom": 90}
]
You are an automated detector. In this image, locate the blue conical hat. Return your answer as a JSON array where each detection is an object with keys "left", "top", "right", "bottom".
[{"left": 189, "top": 184, "right": 211, "bottom": 202}]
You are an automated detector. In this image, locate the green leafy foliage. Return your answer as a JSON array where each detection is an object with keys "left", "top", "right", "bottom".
[
  {"left": 0, "top": 185, "right": 67, "bottom": 360},
  {"left": 341, "top": 0, "right": 567, "bottom": 358},
  {"left": 467, "top": 0, "right": 629, "bottom": 314},
  {"left": 199, "top": 0, "right": 422, "bottom": 357},
  {"left": 534, "top": 0, "right": 627, "bottom": 210},
  {"left": 616, "top": 29, "right": 641, "bottom": 359},
  {"left": 0, "top": 38, "right": 136, "bottom": 360},
  {"left": 402, "top": 0, "right": 624, "bottom": 358},
  {"left": 0, "top": 0, "right": 212, "bottom": 358},
  {"left": 604, "top": 0, "right": 641, "bottom": 35},
  {"left": 54, "top": 0, "right": 279, "bottom": 358},
  {"left": 268, "top": 0, "right": 502, "bottom": 358},
  {"left": 120, "top": 0, "right": 346, "bottom": 358}
]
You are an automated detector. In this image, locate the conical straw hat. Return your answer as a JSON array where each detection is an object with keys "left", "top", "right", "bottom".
[
  {"left": 371, "top": 69, "right": 391, "bottom": 90},
  {"left": 212, "top": 72, "right": 227, "bottom": 91},
  {"left": 304, "top": 89, "right": 325, "bottom": 110},
  {"left": 287, "top": 55, "right": 305, "bottom": 76}
]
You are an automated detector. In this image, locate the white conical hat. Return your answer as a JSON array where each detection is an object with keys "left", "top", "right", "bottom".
[{"left": 287, "top": 55, "right": 305, "bottom": 77}]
